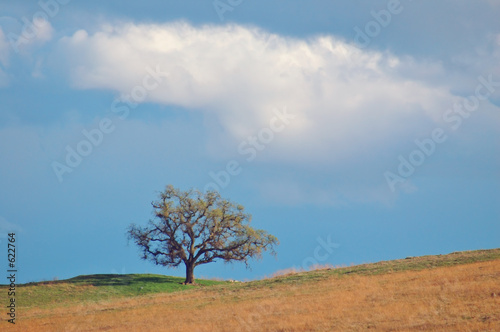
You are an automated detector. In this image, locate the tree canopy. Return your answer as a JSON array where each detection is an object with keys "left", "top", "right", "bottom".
[{"left": 128, "top": 185, "right": 278, "bottom": 284}]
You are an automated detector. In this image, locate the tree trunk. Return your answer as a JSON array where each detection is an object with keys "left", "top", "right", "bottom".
[{"left": 184, "top": 262, "right": 195, "bottom": 284}]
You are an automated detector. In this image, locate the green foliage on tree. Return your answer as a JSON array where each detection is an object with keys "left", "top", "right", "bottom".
[{"left": 128, "top": 185, "right": 279, "bottom": 284}]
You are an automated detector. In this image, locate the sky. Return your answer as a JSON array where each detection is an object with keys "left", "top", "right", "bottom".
[{"left": 0, "top": 0, "right": 499, "bottom": 284}]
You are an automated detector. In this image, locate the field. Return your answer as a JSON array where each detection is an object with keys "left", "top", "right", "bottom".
[{"left": 2, "top": 248, "right": 499, "bottom": 331}]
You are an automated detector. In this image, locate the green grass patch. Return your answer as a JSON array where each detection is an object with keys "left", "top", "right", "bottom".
[{"left": 1, "top": 274, "right": 225, "bottom": 309}]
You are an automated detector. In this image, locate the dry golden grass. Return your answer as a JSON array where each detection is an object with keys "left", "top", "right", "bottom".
[
  {"left": 269, "top": 264, "right": 337, "bottom": 278},
  {"left": 6, "top": 259, "right": 500, "bottom": 331}
]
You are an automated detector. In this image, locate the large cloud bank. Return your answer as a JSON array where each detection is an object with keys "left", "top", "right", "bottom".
[{"left": 54, "top": 21, "right": 499, "bottom": 204}]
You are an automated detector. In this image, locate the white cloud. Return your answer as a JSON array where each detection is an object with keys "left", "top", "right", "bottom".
[
  {"left": 0, "top": 15, "right": 54, "bottom": 54},
  {"left": 0, "top": 17, "right": 55, "bottom": 86},
  {"left": 55, "top": 21, "right": 500, "bottom": 205},
  {"left": 58, "top": 22, "right": 461, "bottom": 149}
]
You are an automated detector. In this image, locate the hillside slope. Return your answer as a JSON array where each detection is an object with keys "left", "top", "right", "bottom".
[{"left": 2, "top": 248, "right": 500, "bottom": 331}]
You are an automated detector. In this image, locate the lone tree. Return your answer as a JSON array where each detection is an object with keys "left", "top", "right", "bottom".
[{"left": 127, "top": 185, "right": 278, "bottom": 284}]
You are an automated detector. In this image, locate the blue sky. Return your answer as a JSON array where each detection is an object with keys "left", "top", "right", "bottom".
[{"left": 0, "top": 0, "right": 499, "bottom": 283}]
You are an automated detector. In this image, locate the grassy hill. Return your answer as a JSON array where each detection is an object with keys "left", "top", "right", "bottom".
[
  {"left": 7, "top": 274, "right": 225, "bottom": 309},
  {"left": 2, "top": 248, "right": 499, "bottom": 331}
]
